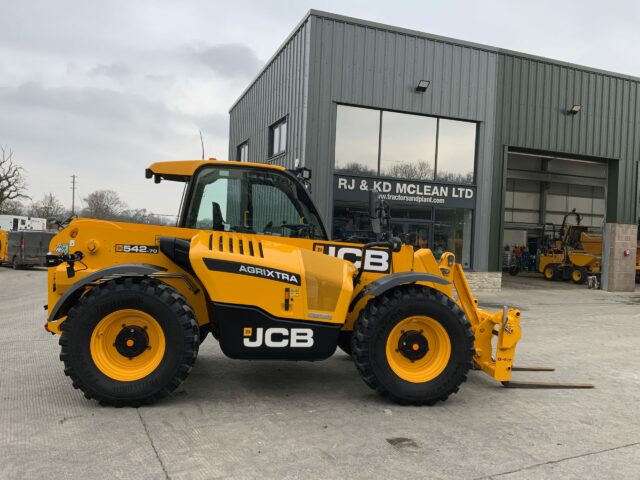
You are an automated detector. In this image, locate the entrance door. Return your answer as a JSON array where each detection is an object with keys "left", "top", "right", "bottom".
[{"left": 391, "top": 219, "right": 432, "bottom": 250}]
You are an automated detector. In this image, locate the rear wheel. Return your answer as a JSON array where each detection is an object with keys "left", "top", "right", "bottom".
[
  {"left": 571, "top": 267, "right": 588, "bottom": 284},
  {"left": 543, "top": 264, "right": 557, "bottom": 281},
  {"left": 59, "top": 278, "right": 199, "bottom": 406},
  {"left": 352, "top": 286, "right": 474, "bottom": 405}
]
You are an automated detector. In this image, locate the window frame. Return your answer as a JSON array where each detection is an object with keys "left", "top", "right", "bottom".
[
  {"left": 433, "top": 118, "right": 478, "bottom": 185},
  {"left": 268, "top": 116, "right": 288, "bottom": 158},
  {"left": 333, "top": 103, "right": 478, "bottom": 186},
  {"left": 237, "top": 141, "right": 249, "bottom": 162},
  {"left": 180, "top": 164, "right": 328, "bottom": 240}
]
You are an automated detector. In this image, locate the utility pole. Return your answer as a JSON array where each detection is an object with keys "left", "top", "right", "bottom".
[{"left": 70, "top": 175, "right": 77, "bottom": 214}]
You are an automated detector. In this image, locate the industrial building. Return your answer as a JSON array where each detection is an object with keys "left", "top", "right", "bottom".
[{"left": 229, "top": 10, "right": 640, "bottom": 291}]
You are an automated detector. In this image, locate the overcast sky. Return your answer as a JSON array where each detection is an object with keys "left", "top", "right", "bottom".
[{"left": 2, "top": 0, "right": 639, "bottom": 219}]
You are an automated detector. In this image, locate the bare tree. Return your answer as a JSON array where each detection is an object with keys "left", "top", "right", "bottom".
[
  {"left": 0, "top": 199, "right": 25, "bottom": 215},
  {"left": 121, "top": 208, "right": 156, "bottom": 224},
  {"left": 382, "top": 161, "right": 434, "bottom": 180},
  {"left": 436, "top": 170, "right": 474, "bottom": 184},
  {"left": 30, "top": 193, "right": 67, "bottom": 227},
  {"left": 0, "top": 145, "right": 29, "bottom": 212},
  {"left": 335, "top": 162, "right": 377, "bottom": 176},
  {"left": 82, "top": 190, "right": 126, "bottom": 220},
  {"left": 119, "top": 208, "right": 177, "bottom": 226}
]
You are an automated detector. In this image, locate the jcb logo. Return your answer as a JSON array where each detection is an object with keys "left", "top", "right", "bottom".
[
  {"left": 313, "top": 244, "right": 391, "bottom": 273},
  {"left": 243, "top": 327, "right": 314, "bottom": 348}
]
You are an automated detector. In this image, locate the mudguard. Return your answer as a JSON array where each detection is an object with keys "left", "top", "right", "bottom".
[
  {"left": 47, "top": 264, "right": 167, "bottom": 322},
  {"left": 348, "top": 271, "right": 450, "bottom": 312}
]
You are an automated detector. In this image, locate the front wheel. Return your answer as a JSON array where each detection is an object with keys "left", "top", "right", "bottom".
[
  {"left": 59, "top": 278, "right": 199, "bottom": 406},
  {"left": 543, "top": 264, "right": 557, "bottom": 281},
  {"left": 571, "top": 267, "right": 588, "bottom": 284},
  {"left": 352, "top": 286, "right": 474, "bottom": 405}
]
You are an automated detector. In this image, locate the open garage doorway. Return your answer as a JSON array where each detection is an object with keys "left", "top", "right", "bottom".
[{"left": 502, "top": 151, "right": 607, "bottom": 282}]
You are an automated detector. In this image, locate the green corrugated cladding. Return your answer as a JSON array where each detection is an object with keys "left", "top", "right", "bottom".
[
  {"left": 489, "top": 56, "right": 640, "bottom": 269},
  {"left": 229, "top": 10, "right": 640, "bottom": 272}
]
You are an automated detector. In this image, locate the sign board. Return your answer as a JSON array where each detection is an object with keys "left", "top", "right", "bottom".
[{"left": 333, "top": 174, "right": 476, "bottom": 209}]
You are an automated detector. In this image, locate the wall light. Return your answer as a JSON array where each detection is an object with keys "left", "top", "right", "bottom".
[
  {"left": 569, "top": 104, "right": 582, "bottom": 115},
  {"left": 415, "top": 80, "right": 430, "bottom": 92}
]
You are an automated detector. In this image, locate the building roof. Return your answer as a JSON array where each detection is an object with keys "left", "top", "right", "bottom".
[{"left": 230, "top": 9, "right": 640, "bottom": 111}]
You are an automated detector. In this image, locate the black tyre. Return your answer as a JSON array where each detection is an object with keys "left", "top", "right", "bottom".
[
  {"left": 571, "top": 267, "right": 588, "bottom": 284},
  {"left": 543, "top": 264, "right": 557, "bottom": 281},
  {"left": 351, "top": 286, "right": 474, "bottom": 405},
  {"left": 508, "top": 264, "right": 520, "bottom": 276},
  {"left": 59, "top": 277, "right": 199, "bottom": 406},
  {"left": 337, "top": 330, "right": 353, "bottom": 356}
]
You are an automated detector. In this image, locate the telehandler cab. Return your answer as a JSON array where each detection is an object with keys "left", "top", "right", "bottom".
[{"left": 45, "top": 160, "right": 590, "bottom": 406}]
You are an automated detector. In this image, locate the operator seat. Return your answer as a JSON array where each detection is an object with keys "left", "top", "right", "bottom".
[{"left": 212, "top": 202, "right": 225, "bottom": 231}]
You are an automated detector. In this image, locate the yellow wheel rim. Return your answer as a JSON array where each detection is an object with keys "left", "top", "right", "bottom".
[
  {"left": 572, "top": 270, "right": 582, "bottom": 282},
  {"left": 385, "top": 316, "right": 451, "bottom": 383},
  {"left": 90, "top": 309, "right": 166, "bottom": 382},
  {"left": 544, "top": 267, "right": 554, "bottom": 279}
]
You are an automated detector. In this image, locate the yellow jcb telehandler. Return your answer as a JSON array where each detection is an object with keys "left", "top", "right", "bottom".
[{"left": 44, "top": 160, "right": 590, "bottom": 406}]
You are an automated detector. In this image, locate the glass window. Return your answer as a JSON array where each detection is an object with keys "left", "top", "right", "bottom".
[
  {"left": 436, "top": 120, "right": 476, "bottom": 184},
  {"left": 280, "top": 122, "right": 287, "bottom": 151},
  {"left": 237, "top": 142, "right": 248, "bottom": 162},
  {"left": 333, "top": 201, "right": 435, "bottom": 247},
  {"left": 251, "top": 183, "right": 301, "bottom": 234},
  {"left": 380, "top": 111, "right": 436, "bottom": 180},
  {"left": 332, "top": 201, "right": 377, "bottom": 243},
  {"left": 185, "top": 166, "right": 326, "bottom": 240},
  {"left": 335, "top": 105, "right": 380, "bottom": 175},
  {"left": 269, "top": 118, "right": 287, "bottom": 156},
  {"left": 433, "top": 208, "right": 473, "bottom": 268}
]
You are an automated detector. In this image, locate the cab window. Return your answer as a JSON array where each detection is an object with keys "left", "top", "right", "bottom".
[{"left": 184, "top": 166, "right": 327, "bottom": 240}]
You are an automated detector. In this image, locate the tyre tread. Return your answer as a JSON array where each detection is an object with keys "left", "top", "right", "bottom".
[
  {"left": 351, "top": 285, "right": 474, "bottom": 406},
  {"left": 59, "top": 278, "right": 199, "bottom": 407}
]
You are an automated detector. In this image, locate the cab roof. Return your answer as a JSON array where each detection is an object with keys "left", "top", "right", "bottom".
[{"left": 145, "top": 159, "right": 285, "bottom": 183}]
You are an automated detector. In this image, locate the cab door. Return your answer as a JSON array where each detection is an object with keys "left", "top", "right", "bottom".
[{"left": 183, "top": 165, "right": 355, "bottom": 360}]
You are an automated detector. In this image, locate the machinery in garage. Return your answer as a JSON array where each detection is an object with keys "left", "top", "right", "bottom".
[{"left": 538, "top": 209, "right": 602, "bottom": 284}]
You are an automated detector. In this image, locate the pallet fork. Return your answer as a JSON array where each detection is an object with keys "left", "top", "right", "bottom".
[{"left": 450, "top": 262, "right": 594, "bottom": 390}]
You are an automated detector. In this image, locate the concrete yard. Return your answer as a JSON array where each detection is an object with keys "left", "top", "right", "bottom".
[{"left": 1, "top": 268, "right": 639, "bottom": 480}]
